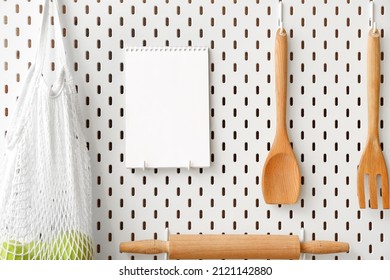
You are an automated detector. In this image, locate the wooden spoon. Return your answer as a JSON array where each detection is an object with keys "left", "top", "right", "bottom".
[{"left": 262, "top": 29, "right": 301, "bottom": 204}]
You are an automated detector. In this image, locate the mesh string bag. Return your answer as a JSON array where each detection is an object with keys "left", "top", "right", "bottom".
[{"left": 0, "top": 0, "right": 93, "bottom": 260}]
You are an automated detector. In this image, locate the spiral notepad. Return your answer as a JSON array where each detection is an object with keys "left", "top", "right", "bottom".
[{"left": 125, "top": 47, "right": 210, "bottom": 169}]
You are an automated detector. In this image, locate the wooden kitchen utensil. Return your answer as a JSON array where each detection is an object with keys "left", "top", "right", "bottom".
[
  {"left": 357, "top": 29, "right": 389, "bottom": 209},
  {"left": 262, "top": 29, "right": 301, "bottom": 204},
  {"left": 120, "top": 234, "right": 349, "bottom": 260}
]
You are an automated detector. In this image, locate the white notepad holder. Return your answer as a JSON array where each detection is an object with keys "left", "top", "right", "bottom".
[{"left": 125, "top": 47, "right": 210, "bottom": 169}]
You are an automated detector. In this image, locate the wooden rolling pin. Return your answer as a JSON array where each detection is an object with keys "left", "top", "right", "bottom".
[{"left": 120, "top": 234, "right": 349, "bottom": 259}]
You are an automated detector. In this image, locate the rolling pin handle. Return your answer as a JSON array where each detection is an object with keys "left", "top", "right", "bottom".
[
  {"left": 120, "top": 240, "right": 169, "bottom": 255},
  {"left": 300, "top": 241, "right": 350, "bottom": 255}
]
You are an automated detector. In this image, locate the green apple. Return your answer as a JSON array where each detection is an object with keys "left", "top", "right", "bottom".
[
  {"left": 49, "top": 234, "right": 67, "bottom": 260},
  {"left": 0, "top": 242, "right": 7, "bottom": 260},
  {"left": 0, "top": 240, "right": 27, "bottom": 260},
  {"left": 25, "top": 240, "right": 46, "bottom": 260},
  {"left": 50, "top": 231, "right": 93, "bottom": 260}
]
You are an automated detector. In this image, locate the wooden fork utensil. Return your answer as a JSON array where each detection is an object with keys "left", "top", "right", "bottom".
[{"left": 357, "top": 29, "right": 389, "bottom": 209}]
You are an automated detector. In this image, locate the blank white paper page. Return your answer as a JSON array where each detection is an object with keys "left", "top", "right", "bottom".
[{"left": 125, "top": 47, "right": 210, "bottom": 169}]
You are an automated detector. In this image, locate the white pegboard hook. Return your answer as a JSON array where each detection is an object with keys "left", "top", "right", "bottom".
[
  {"left": 278, "top": 0, "right": 284, "bottom": 32},
  {"left": 299, "top": 227, "right": 306, "bottom": 260},
  {"left": 369, "top": 0, "right": 377, "bottom": 32}
]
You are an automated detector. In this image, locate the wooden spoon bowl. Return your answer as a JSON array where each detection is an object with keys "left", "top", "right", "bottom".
[{"left": 262, "top": 143, "right": 300, "bottom": 204}]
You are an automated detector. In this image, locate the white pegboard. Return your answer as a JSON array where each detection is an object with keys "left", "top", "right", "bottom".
[{"left": 0, "top": 0, "right": 389, "bottom": 260}]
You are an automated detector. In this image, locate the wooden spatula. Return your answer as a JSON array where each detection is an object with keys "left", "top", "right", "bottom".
[
  {"left": 120, "top": 234, "right": 349, "bottom": 259},
  {"left": 357, "top": 29, "right": 389, "bottom": 209},
  {"left": 262, "top": 29, "right": 301, "bottom": 204}
]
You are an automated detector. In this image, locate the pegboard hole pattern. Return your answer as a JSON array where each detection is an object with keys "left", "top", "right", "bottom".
[{"left": 0, "top": 0, "right": 390, "bottom": 260}]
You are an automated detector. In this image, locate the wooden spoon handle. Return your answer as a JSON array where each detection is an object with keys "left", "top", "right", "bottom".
[
  {"left": 367, "top": 29, "right": 380, "bottom": 139},
  {"left": 275, "top": 28, "right": 288, "bottom": 137}
]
